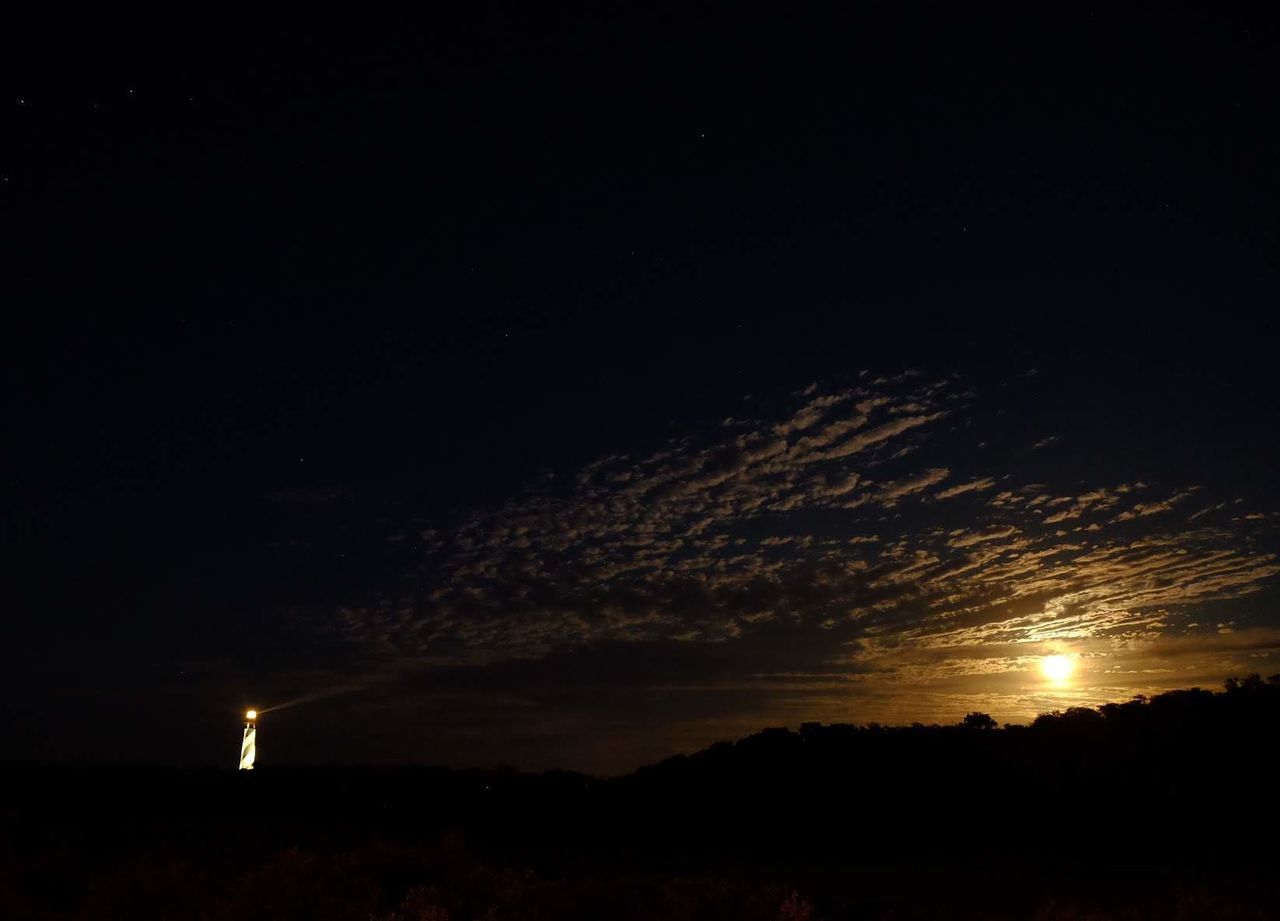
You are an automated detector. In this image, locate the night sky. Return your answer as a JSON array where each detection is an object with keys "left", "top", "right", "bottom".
[{"left": 4, "top": 6, "right": 1279, "bottom": 774}]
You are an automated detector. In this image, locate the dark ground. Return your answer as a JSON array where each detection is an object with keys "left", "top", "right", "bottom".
[{"left": 4, "top": 679, "right": 1279, "bottom": 919}]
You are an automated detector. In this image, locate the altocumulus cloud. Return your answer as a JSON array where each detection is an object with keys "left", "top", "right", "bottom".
[{"left": 337, "top": 373, "right": 1280, "bottom": 725}]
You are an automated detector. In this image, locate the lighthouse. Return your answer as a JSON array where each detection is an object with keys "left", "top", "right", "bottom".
[{"left": 239, "top": 710, "right": 257, "bottom": 770}]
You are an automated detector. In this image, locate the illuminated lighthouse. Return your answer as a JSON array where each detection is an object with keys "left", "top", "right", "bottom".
[{"left": 239, "top": 710, "right": 257, "bottom": 770}]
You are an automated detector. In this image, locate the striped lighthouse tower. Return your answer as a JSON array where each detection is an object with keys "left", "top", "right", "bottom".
[{"left": 239, "top": 710, "right": 257, "bottom": 770}]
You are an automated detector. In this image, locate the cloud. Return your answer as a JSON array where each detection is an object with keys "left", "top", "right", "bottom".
[
  {"left": 1042, "top": 487, "right": 1134, "bottom": 523},
  {"left": 946, "top": 525, "right": 1020, "bottom": 548},
  {"left": 1113, "top": 488, "right": 1199, "bottom": 522},
  {"left": 876, "top": 467, "right": 950, "bottom": 505},
  {"left": 326, "top": 375, "right": 1278, "bottom": 741},
  {"left": 801, "top": 413, "right": 945, "bottom": 464},
  {"left": 935, "top": 477, "right": 997, "bottom": 500}
]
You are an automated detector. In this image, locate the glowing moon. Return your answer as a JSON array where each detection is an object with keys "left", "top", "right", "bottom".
[{"left": 1041, "top": 655, "right": 1075, "bottom": 683}]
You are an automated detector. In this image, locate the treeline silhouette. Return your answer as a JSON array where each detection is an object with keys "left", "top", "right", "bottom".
[
  {"left": 611, "top": 674, "right": 1280, "bottom": 867},
  {"left": 4, "top": 677, "right": 1280, "bottom": 919}
]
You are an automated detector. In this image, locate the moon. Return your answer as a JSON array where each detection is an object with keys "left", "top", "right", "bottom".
[{"left": 1041, "top": 655, "right": 1075, "bottom": 683}]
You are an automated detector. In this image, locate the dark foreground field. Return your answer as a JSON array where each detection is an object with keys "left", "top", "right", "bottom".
[{"left": 4, "top": 678, "right": 1280, "bottom": 919}]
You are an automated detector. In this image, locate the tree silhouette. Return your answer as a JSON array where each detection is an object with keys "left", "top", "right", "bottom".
[{"left": 961, "top": 711, "right": 997, "bottom": 730}]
